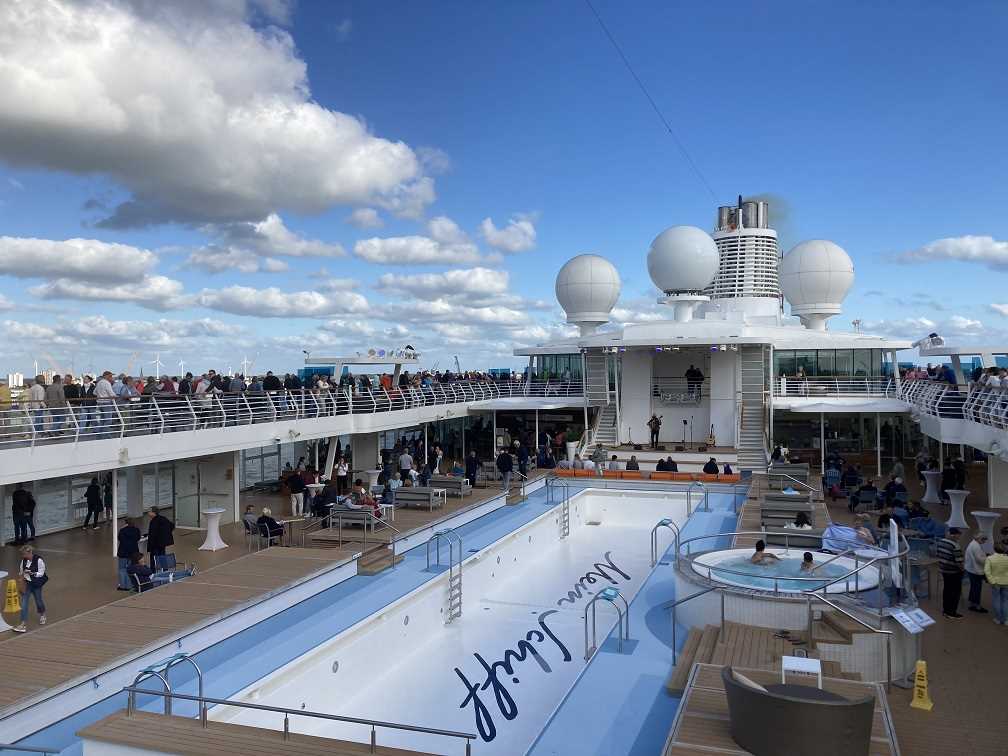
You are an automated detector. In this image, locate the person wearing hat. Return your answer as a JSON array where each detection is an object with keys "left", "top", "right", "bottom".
[
  {"left": 964, "top": 531, "right": 989, "bottom": 613},
  {"left": 936, "top": 527, "right": 966, "bottom": 618}
]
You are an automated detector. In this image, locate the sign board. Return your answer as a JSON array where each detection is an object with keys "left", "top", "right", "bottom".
[
  {"left": 890, "top": 609, "right": 924, "bottom": 634},
  {"left": 907, "top": 608, "right": 935, "bottom": 628}
]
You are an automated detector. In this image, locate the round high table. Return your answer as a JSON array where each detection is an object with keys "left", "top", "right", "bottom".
[
  {"left": 306, "top": 482, "right": 325, "bottom": 498},
  {"left": 0, "top": 570, "right": 13, "bottom": 632},
  {"left": 971, "top": 510, "right": 1001, "bottom": 554},
  {"left": 198, "top": 507, "right": 229, "bottom": 551},
  {"left": 364, "top": 469, "right": 382, "bottom": 491},
  {"left": 921, "top": 470, "right": 943, "bottom": 505},
  {"left": 944, "top": 490, "right": 970, "bottom": 530}
]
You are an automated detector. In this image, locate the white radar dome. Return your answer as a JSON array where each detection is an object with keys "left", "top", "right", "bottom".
[
  {"left": 555, "top": 254, "right": 621, "bottom": 336},
  {"left": 647, "top": 226, "right": 719, "bottom": 294},
  {"left": 780, "top": 239, "right": 854, "bottom": 330}
]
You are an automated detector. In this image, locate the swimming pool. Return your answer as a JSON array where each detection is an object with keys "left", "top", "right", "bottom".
[
  {"left": 691, "top": 548, "right": 880, "bottom": 593},
  {"left": 211, "top": 489, "right": 691, "bottom": 754}
]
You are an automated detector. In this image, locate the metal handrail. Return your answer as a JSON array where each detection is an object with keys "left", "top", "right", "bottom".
[
  {"left": 809, "top": 549, "right": 855, "bottom": 574},
  {"left": 804, "top": 592, "right": 893, "bottom": 691},
  {"left": 584, "top": 587, "right": 629, "bottom": 660},
  {"left": 122, "top": 687, "right": 476, "bottom": 754},
  {"left": 687, "top": 481, "right": 708, "bottom": 514},
  {"left": 664, "top": 586, "right": 721, "bottom": 665},
  {"left": 650, "top": 518, "right": 680, "bottom": 567},
  {"left": 765, "top": 472, "right": 816, "bottom": 493},
  {"left": 0, "top": 746, "right": 63, "bottom": 754}
]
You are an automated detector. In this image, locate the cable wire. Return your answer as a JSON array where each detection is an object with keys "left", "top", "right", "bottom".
[{"left": 584, "top": 0, "right": 718, "bottom": 202}]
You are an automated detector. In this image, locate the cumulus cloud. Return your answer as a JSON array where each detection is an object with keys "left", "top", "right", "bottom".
[
  {"left": 897, "top": 235, "right": 1008, "bottom": 270},
  {"left": 0, "top": 236, "right": 155, "bottom": 283},
  {"left": 346, "top": 207, "right": 384, "bottom": 229},
  {"left": 205, "top": 214, "right": 345, "bottom": 258},
  {"left": 862, "top": 314, "right": 986, "bottom": 341},
  {"left": 2, "top": 315, "right": 243, "bottom": 353},
  {"left": 0, "top": 1, "right": 433, "bottom": 226},
  {"left": 184, "top": 248, "right": 289, "bottom": 274},
  {"left": 376, "top": 268, "right": 508, "bottom": 298},
  {"left": 354, "top": 217, "right": 484, "bottom": 265},
  {"left": 0, "top": 294, "right": 13, "bottom": 311},
  {"left": 480, "top": 215, "right": 536, "bottom": 253},
  {"left": 991, "top": 304, "right": 1008, "bottom": 317},
  {"left": 29, "top": 275, "right": 187, "bottom": 311},
  {"left": 194, "top": 285, "right": 368, "bottom": 318},
  {"left": 416, "top": 146, "right": 452, "bottom": 175}
]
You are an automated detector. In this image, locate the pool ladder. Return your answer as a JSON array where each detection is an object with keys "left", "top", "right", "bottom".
[
  {"left": 549, "top": 475, "right": 571, "bottom": 539},
  {"left": 427, "top": 529, "right": 463, "bottom": 624}
]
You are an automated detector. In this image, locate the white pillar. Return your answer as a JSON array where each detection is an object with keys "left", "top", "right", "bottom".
[
  {"left": 126, "top": 466, "right": 144, "bottom": 518},
  {"left": 535, "top": 409, "right": 540, "bottom": 455},
  {"left": 613, "top": 354, "right": 621, "bottom": 446},
  {"left": 233, "top": 450, "right": 241, "bottom": 523},
  {"left": 110, "top": 472, "right": 118, "bottom": 557},
  {"left": 313, "top": 441, "right": 319, "bottom": 472},
  {"left": 493, "top": 410, "right": 498, "bottom": 453},
  {"left": 876, "top": 413, "right": 882, "bottom": 478},
  {"left": 820, "top": 412, "right": 825, "bottom": 472},
  {"left": 461, "top": 420, "right": 466, "bottom": 460},
  {"left": 324, "top": 437, "right": 338, "bottom": 480},
  {"left": 581, "top": 350, "right": 589, "bottom": 432},
  {"left": 890, "top": 350, "right": 903, "bottom": 396}
]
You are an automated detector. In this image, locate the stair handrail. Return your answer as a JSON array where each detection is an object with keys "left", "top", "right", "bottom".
[
  {"left": 651, "top": 518, "right": 680, "bottom": 567},
  {"left": 123, "top": 686, "right": 477, "bottom": 754},
  {"left": 584, "top": 586, "right": 630, "bottom": 660},
  {"left": 803, "top": 592, "right": 893, "bottom": 691},
  {"left": 808, "top": 548, "right": 855, "bottom": 573},
  {"left": 686, "top": 481, "right": 708, "bottom": 514},
  {"left": 663, "top": 586, "right": 722, "bottom": 665},
  {"left": 766, "top": 471, "right": 816, "bottom": 493}
]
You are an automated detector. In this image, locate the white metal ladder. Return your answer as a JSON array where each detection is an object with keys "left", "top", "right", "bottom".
[{"left": 427, "top": 529, "right": 463, "bottom": 624}]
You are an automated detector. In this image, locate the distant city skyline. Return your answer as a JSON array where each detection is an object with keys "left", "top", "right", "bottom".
[{"left": 1, "top": 0, "right": 1006, "bottom": 377}]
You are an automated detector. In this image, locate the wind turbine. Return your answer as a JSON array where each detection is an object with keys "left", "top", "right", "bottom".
[
  {"left": 178, "top": 359, "right": 186, "bottom": 376},
  {"left": 149, "top": 352, "right": 164, "bottom": 377}
]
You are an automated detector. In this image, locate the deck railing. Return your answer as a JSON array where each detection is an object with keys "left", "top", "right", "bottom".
[
  {"left": 0, "top": 380, "right": 582, "bottom": 449},
  {"left": 772, "top": 376, "right": 898, "bottom": 398}
]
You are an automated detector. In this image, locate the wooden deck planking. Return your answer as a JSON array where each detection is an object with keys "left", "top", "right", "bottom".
[
  {"left": 77, "top": 710, "right": 438, "bottom": 756},
  {"left": 0, "top": 547, "right": 351, "bottom": 716}
]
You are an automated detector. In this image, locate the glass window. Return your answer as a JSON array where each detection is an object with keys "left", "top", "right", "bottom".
[
  {"left": 816, "top": 350, "right": 835, "bottom": 377},
  {"left": 853, "top": 349, "right": 870, "bottom": 377},
  {"left": 774, "top": 350, "right": 796, "bottom": 377},
  {"left": 795, "top": 350, "right": 816, "bottom": 377},
  {"left": 835, "top": 349, "right": 852, "bottom": 376}
]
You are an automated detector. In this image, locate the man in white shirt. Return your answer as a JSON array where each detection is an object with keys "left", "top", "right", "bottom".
[
  {"left": 965, "top": 532, "right": 989, "bottom": 613},
  {"left": 398, "top": 451, "right": 413, "bottom": 483},
  {"left": 27, "top": 376, "right": 46, "bottom": 431},
  {"left": 93, "top": 371, "right": 116, "bottom": 435}
]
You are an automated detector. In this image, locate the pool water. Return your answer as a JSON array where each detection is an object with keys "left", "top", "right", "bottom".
[{"left": 707, "top": 555, "right": 851, "bottom": 592}]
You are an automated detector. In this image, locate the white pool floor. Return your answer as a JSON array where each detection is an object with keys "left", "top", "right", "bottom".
[{"left": 217, "top": 495, "right": 675, "bottom": 755}]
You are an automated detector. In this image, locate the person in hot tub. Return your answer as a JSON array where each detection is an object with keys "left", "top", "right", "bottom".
[
  {"left": 800, "top": 552, "right": 815, "bottom": 572},
  {"left": 750, "top": 540, "right": 780, "bottom": 564}
]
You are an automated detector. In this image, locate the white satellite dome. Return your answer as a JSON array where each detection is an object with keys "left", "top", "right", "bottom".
[
  {"left": 555, "top": 254, "right": 621, "bottom": 336},
  {"left": 647, "top": 225, "right": 719, "bottom": 294},
  {"left": 780, "top": 239, "right": 854, "bottom": 330}
]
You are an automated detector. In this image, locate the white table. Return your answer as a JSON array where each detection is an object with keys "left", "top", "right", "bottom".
[
  {"left": 306, "top": 483, "right": 325, "bottom": 497},
  {"left": 971, "top": 511, "right": 1001, "bottom": 554},
  {"left": 781, "top": 655, "right": 822, "bottom": 688},
  {"left": 921, "top": 470, "right": 943, "bottom": 505},
  {"left": 431, "top": 488, "right": 447, "bottom": 511},
  {"left": 364, "top": 469, "right": 382, "bottom": 490},
  {"left": 945, "top": 489, "right": 970, "bottom": 529},
  {"left": 0, "top": 571, "right": 13, "bottom": 632},
  {"left": 198, "top": 507, "right": 229, "bottom": 551},
  {"left": 379, "top": 503, "right": 395, "bottom": 522}
]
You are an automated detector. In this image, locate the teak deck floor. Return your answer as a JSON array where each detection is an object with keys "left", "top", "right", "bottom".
[
  {"left": 77, "top": 710, "right": 438, "bottom": 756},
  {"left": 0, "top": 547, "right": 349, "bottom": 715},
  {"left": 663, "top": 663, "right": 899, "bottom": 756}
]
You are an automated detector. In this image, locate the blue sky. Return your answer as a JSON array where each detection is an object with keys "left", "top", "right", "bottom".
[{"left": 1, "top": 0, "right": 1006, "bottom": 377}]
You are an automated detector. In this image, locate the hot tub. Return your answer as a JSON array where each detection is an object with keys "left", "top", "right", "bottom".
[{"left": 690, "top": 548, "right": 880, "bottom": 594}]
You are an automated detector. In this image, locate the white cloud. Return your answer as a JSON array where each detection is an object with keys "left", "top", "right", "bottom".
[
  {"left": 194, "top": 285, "right": 368, "bottom": 318},
  {"left": 947, "top": 315, "right": 983, "bottom": 332},
  {"left": 0, "top": 294, "right": 13, "bottom": 311},
  {"left": 206, "top": 214, "right": 345, "bottom": 258},
  {"left": 1, "top": 315, "right": 243, "bottom": 353},
  {"left": 354, "top": 217, "right": 484, "bottom": 265},
  {"left": 7, "top": 177, "right": 23, "bottom": 190},
  {"left": 416, "top": 146, "right": 452, "bottom": 175},
  {"left": 29, "top": 275, "right": 187, "bottom": 311},
  {"left": 0, "top": 236, "right": 155, "bottom": 283},
  {"left": 480, "top": 215, "right": 536, "bottom": 253},
  {"left": 376, "top": 268, "right": 508, "bottom": 298},
  {"left": 990, "top": 304, "right": 1008, "bottom": 317},
  {"left": 0, "top": 1, "right": 433, "bottom": 226},
  {"left": 317, "top": 277, "right": 362, "bottom": 292},
  {"left": 346, "top": 207, "right": 384, "bottom": 229},
  {"left": 897, "top": 235, "right": 1008, "bottom": 270},
  {"left": 184, "top": 248, "right": 289, "bottom": 274},
  {"left": 862, "top": 314, "right": 986, "bottom": 340}
]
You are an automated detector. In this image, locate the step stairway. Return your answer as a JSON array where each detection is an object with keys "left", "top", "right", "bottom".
[
  {"left": 585, "top": 351, "right": 610, "bottom": 405},
  {"left": 738, "top": 345, "right": 768, "bottom": 473},
  {"left": 666, "top": 619, "right": 862, "bottom": 694}
]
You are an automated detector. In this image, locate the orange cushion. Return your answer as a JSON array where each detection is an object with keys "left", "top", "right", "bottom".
[
  {"left": 672, "top": 472, "right": 694, "bottom": 482},
  {"left": 621, "top": 470, "right": 642, "bottom": 479},
  {"left": 700, "top": 474, "right": 719, "bottom": 483},
  {"left": 574, "top": 469, "right": 594, "bottom": 478},
  {"left": 650, "top": 471, "right": 673, "bottom": 481},
  {"left": 555, "top": 468, "right": 575, "bottom": 477},
  {"left": 602, "top": 469, "right": 620, "bottom": 479}
]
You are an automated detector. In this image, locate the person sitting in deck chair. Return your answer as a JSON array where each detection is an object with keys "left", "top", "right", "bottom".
[
  {"left": 127, "top": 552, "right": 154, "bottom": 592},
  {"left": 347, "top": 479, "right": 382, "bottom": 518},
  {"left": 257, "top": 507, "right": 284, "bottom": 544},
  {"left": 750, "top": 540, "right": 780, "bottom": 564}
]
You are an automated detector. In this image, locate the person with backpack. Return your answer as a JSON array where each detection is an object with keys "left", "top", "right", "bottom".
[{"left": 13, "top": 545, "right": 47, "bottom": 632}]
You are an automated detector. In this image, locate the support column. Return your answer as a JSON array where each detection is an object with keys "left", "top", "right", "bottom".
[
  {"left": 313, "top": 441, "right": 319, "bottom": 472},
  {"left": 820, "top": 412, "right": 825, "bottom": 473},
  {"left": 581, "top": 350, "right": 589, "bottom": 434},
  {"left": 233, "top": 450, "right": 241, "bottom": 523},
  {"left": 613, "top": 354, "right": 621, "bottom": 445},
  {"left": 876, "top": 413, "right": 882, "bottom": 478},
  {"left": 461, "top": 420, "right": 466, "bottom": 460},
  {"left": 890, "top": 350, "right": 903, "bottom": 396},
  {"left": 535, "top": 409, "right": 539, "bottom": 457},
  {"left": 126, "top": 466, "right": 144, "bottom": 518},
  {"left": 424, "top": 424, "right": 429, "bottom": 467},
  {"left": 110, "top": 473, "right": 118, "bottom": 556},
  {"left": 324, "top": 437, "right": 338, "bottom": 479},
  {"left": 493, "top": 410, "right": 498, "bottom": 453}
]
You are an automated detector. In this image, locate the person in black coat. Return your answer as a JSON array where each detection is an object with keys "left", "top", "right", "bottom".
[
  {"left": 496, "top": 449, "right": 513, "bottom": 492},
  {"left": 127, "top": 552, "right": 154, "bottom": 592},
  {"left": 116, "top": 518, "right": 142, "bottom": 590},
  {"left": 517, "top": 442, "right": 530, "bottom": 477},
  {"left": 83, "top": 477, "right": 103, "bottom": 529},
  {"left": 146, "top": 507, "right": 175, "bottom": 559},
  {"left": 465, "top": 450, "right": 480, "bottom": 486},
  {"left": 702, "top": 457, "right": 719, "bottom": 474},
  {"left": 11, "top": 484, "right": 36, "bottom": 545}
]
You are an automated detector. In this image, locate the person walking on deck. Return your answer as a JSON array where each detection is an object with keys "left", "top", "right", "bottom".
[
  {"left": 82, "top": 477, "right": 102, "bottom": 530},
  {"left": 937, "top": 528, "right": 965, "bottom": 618},
  {"left": 984, "top": 551, "right": 1008, "bottom": 625},
  {"left": 116, "top": 517, "right": 142, "bottom": 590},
  {"left": 965, "top": 531, "right": 989, "bottom": 613},
  {"left": 12, "top": 545, "right": 47, "bottom": 632}
]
